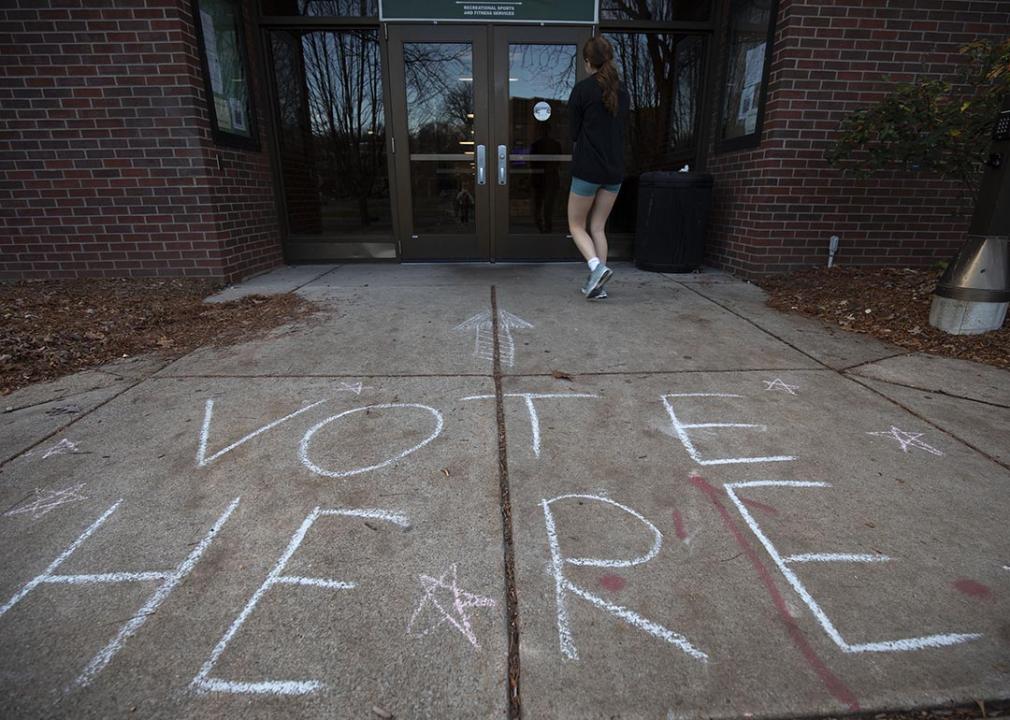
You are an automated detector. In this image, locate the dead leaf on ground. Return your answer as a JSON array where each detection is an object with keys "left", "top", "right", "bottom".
[{"left": 551, "top": 370, "right": 574, "bottom": 381}]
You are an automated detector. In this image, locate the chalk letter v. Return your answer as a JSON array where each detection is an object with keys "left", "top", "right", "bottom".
[{"left": 197, "top": 398, "right": 326, "bottom": 467}]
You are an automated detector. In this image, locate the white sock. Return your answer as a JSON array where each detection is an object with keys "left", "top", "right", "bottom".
[{"left": 587, "top": 257, "right": 600, "bottom": 272}]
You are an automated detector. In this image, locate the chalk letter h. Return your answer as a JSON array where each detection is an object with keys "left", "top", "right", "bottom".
[{"left": 0, "top": 497, "right": 240, "bottom": 688}]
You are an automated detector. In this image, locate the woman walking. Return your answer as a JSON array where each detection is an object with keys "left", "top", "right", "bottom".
[{"left": 568, "top": 35, "right": 629, "bottom": 300}]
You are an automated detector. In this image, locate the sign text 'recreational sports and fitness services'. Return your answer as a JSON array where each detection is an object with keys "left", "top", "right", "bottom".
[{"left": 379, "top": 0, "right": 598, "bottom": 23}]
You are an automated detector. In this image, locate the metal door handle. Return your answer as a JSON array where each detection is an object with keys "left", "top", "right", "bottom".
[
  {"left": 497, "top": 144, "right": 507, "bottom": 185},
  {"left": 476, "top": 144, "right": 486, "bottom": 185}
]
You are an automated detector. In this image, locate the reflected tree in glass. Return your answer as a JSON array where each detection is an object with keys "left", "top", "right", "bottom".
[
  {"left": 261, "top": 0, "right": 377, "bottom": 16},
  {"left": 403, "top": 43, "right": 475, "bottom": 154},
  {"left": 507, "top": 44, "right": 577, "bottom": 235},
  {"left": 401, "top": 43, "right": 478, "bottom": 234},
  {"left": 301, "top": 30, "right": 386, "bottom": 228},
  {"left": 272, "top": 29, "right": 389, "bottom": 237},
  {"left": 599, "top": 0, "right": 711, "bottom": 21},
  {"left": 607, "top": 32, "right": 704, "bottom": 172},
  {"left": 509, "top": 44, "right": 576, "bottom": 152},
  {"left": 509, "top": 44, "right": 575, "bottom": 102},
  {"left": 271, "top": 31, "right": 320, "bottom": 234}
]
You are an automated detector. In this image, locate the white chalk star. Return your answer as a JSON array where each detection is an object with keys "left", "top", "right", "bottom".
[
  {"left": 866, "top": 426, "right": 943, "bottom": 456},
  {"left": 5, "top": 483, "right": 88, "bottom": 520},
  {"left": 763, "top": 378, "right": 799, "bottom": 395},
  {"left": 41, "top": 438, "right": 80, "bottom": 459},
  {"left": 406, "top": 563, "right": 496, "bottom": 649},
  {"left": 335, "top": 382, "right": 372, "bottom": 395}
]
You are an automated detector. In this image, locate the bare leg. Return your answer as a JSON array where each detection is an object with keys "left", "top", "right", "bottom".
[
  {"left": 587, "top": 188, "right": 619, "bottom": 264},
  {"left": 567, "top": 191, "right": 597, "bottom": 262}
]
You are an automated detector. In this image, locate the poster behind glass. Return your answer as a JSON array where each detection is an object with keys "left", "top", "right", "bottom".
[
  {"left": 198, "top": 0, "right": 255, "bottom": 142},
  {"left": 720, "top": 0, "right": 773, "bottom": 142}
]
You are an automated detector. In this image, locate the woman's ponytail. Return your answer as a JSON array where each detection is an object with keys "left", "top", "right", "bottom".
[{"left": 583, "top": 36, "right": 620, "bottom": 116}]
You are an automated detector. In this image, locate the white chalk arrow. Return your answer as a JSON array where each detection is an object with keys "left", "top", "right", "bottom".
[
  {"left": 454, "top": 310, "right": 533, "bottom": 368},
  {"left": 454, "top": 310, "right": 491, "bottom": 331}
]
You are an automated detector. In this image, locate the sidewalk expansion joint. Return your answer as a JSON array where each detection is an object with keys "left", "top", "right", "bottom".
[
  {"left": 838, "top": 351, "right": 913, "bottom": 373},
  {"left": 1, "top": 383, "right": 121, "bottom": 415},
  {"left": 290, "top": 264, "right": 344, "bottom": 292},
  {"left": 673, "top": 280, "right": 833, "bottom": 369},
  {"left": 847, "top": 375, "right": 1010, "bottom": 472},
  {"left": 149, "top": 373, "right": 492, "bottom": 380},
  {"left": 502, "top": 367, "right": 825, "bottom": 378},
  {"left": 679, "top": 280, "right": 1010, "bottom": 473},
  {"left": 491, "top": 285, "right": 522, "bottom": 719},
  {"left": 841, "top": 373, "right": 1010, "bottom": 411},
  {"left": 0, "top": 365, "right": 164, "bottom": 470}
]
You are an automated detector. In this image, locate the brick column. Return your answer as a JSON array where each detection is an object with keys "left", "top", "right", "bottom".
[
  {"left": 1, "top": 0, "right": 283, "bottom": 282},
  {"left": 704, "top": 0, "right": 1010, "bottom": 277}
]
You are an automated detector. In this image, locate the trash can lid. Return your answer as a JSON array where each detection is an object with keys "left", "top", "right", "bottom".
[{"left": 638, "top": 171, "right": 714, "bottom": 188}]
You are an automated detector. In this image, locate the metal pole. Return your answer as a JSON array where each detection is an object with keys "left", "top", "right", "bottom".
[{"left": 929, "top": 95, "right": 1010, "bottom": 334}]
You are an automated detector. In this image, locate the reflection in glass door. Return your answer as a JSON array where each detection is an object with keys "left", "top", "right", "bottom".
[
  {"left": 388, "top": 25, "right": 590, "bottom": 261},
  {"left": 492, "top": 27, "right": 590, "bottom": 260},
  {"left": 388, "top": 26, "right": 490, "bottom": 260},
  {"left": 269, "top": 28, "right": 394, "bottom": 261},
  {"left": 604, "top": 32, "right": 707, "bottom": 236}
]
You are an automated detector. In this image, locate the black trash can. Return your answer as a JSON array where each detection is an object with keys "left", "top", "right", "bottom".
[{"left": 634, "top": 171, "right": 714, "bottom": 272}]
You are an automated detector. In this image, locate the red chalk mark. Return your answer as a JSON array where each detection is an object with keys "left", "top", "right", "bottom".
[
  {"left": 740, "top": 496, "right": 779, "bottom": 516},
  {"left": 599, "top": 573, "right": 626, "bottom": 592},
  {"left": 672, "top": 510, "right": 688, "bottom": 540},
  {"left": 952, "top": 578, "right": 992, "bottom": 599},
  {"left": 688, "top": 472, "right": 860, "bottom": 712}
]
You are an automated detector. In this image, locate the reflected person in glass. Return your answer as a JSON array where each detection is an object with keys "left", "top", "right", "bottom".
[
  {"left": 530, "top": 120, "right": 562, "bottom": 233},
  {"left": 567, "top": 35, "right": 630, "bottom": 300}
]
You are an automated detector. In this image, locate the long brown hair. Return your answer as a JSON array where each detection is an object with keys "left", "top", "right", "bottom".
[{"left": 583, "top": 36, "right": 619, "bottom": 116}]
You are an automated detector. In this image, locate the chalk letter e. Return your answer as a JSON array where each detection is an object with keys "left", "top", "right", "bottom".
[
  {"left": 190, "top": 507, "right": 409, "bottom": 696},
  {"left": 662, "top": 393, "right": 795, "bottom": 466}
]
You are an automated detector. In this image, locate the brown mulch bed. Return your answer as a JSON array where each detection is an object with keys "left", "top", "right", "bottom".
[
  {"left": 755, "top": 266, "right": 1009, "bottom": 370},
  {"left": 1, "top": 278, "right": 319, "bottom": 396}
]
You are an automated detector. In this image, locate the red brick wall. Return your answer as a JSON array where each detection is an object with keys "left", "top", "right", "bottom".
[
  {"left": 705, "top": 0, "right": 1010, "bottom": 277},
  {"left": 0, "top": 0, "right": 282, "bottom": 282}
]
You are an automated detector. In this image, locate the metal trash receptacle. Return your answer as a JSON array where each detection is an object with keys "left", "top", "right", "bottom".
[{"left": 634, "top": 171, "right": 714, "bottom": 272}]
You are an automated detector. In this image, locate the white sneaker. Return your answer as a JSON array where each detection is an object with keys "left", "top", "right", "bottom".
[{"left": 581, "top": 264, "right": 613, "bottom": 297}]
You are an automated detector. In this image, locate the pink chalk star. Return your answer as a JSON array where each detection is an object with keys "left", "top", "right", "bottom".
[
  {"left": 406, "top": 563, "right": 496, "bottom": 649},
  {"left": 5, "top": 483, "right": 88, "bottom": 519}
]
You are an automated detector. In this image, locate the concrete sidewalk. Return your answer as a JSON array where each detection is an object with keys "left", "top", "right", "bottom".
[{"left": 1, "top": 263, "right": 1007, "bottom": 719}]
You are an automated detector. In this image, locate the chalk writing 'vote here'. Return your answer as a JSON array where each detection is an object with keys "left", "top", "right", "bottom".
[{"left": 0, "top": 392, "right": 980, "bottom": 697}]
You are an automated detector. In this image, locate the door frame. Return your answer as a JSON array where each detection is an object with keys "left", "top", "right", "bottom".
[
  {"left": 489, "top": 24, "right": 592, "bottom": 260},
  {"left": 386, "top": 24, "right": 493, "bottom": 261},
  {"left": 257, "top": 11, "right": 720, "bottom": 264},
  {"left": 385, "top": 23, "right": 592, "bottom": 262}
]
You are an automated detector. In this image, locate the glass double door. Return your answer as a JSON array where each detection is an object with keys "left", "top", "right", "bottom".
[{"left": 388, "top": 25, "right": 592, "bottom": 261}]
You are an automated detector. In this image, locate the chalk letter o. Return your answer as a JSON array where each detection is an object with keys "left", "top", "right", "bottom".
[{"left": 299, "top": 403, "right": 444, "bottom": 478}]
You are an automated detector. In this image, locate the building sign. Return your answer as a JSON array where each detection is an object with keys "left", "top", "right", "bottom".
[{"left": 380, "top": 0, "right": 598, "bottom": 23}]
